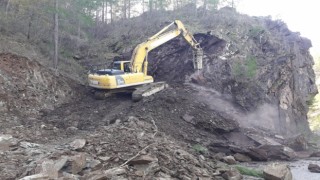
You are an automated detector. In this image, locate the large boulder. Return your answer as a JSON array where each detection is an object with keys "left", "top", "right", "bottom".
[
  {"left": 233, "top": 153, "right": 252, "bottom": 162},
  {"left": 223, "top": 155, "right": 237, "bottom": 165},
  {"left": 308, "top": 164, "right": 320, "bottom": 173},
  {"left": 221, "top": 168, "right": 242, "bottom": 180},
  {"left": 248, "top": 145, "right": 296, "bottom": 161},
  {"left": 285, "top": 134, "right": 308, "bottom": 151},
  {"left": 263, "top": 164, "right": 292, "bottom": 180},
  {"left": 0, "top": 134, "right": 18, "bottom": 152}
]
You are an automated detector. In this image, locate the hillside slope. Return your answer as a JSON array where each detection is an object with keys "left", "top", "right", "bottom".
[
  {"left": 0, "top": 6, "right": 318, "bottom": 180},
  {"left": 90, "top": 7, "right": 317, "bottom": 136}
]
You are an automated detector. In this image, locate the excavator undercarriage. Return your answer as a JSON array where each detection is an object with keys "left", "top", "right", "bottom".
[{"left": 91, "top": 81, "right": 168, "bottom": 102}]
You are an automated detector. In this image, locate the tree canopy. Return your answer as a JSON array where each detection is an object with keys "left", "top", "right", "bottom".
[{"left": 0, "top": 0, "right": 238, "bottom": 68}]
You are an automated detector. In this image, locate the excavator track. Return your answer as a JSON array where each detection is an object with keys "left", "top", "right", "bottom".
[
  {"left": 132, "top": 82, "right": 168, "bottom": 102},
  {"left": 92, "top": 90, "right": 113, "bottom": 100},
  {"left": 91, "top": 82, "right": 168, "bottom": 101},
  {"left": 92, "top": 88, "right": 134, "bottom": 100}
]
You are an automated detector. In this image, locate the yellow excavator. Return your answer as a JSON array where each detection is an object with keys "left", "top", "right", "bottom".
[{"left": 88, "top": 20, "right": 203, "bottom": 101}]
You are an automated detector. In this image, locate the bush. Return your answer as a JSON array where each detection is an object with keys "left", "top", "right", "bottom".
[
  {"left": 245, "top": 55, "right": 257, "bottom": 78},
  {"left": 235, "top": 165, "right": 263, "bottom": 177},
  {"left": 192, "top": 144, "right": 208, "bottom": 154},
  {"left": 232, "top": 55, "right": 257, "bottom": 80},
  {"left": 248, "top": 26, "right": 265, "bottom": 38}
]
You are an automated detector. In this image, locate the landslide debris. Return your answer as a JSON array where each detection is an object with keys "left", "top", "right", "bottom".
[
  {"left": 0, "top": 116, "right": 241, "bottom": 180},
  {"left": 0, "top": 53, "right": 81, "bottom": 140},
  {"left": 0, "top": 53, "right": 76, "bottom": 116}
]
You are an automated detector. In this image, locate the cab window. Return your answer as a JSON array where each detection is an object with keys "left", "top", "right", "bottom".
[
  {"left": 124, "top": 62, "right": 131, "bottom": 72},
  {"left": 113, "top": 62, "right": 121, "bottom": 70}
]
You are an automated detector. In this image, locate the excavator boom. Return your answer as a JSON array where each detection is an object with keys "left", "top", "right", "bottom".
[{"left": 130, "top": 20, "right": 203, "bottom": 74}]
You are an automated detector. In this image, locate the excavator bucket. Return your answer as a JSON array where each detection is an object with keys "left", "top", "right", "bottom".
[{"left": 193, "top": 49, "right": 203, "bottom": 70}]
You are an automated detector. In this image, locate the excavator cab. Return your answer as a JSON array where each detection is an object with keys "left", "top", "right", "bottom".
[{"left": 112, "top": 61, "right": 131, "bottom": 73}]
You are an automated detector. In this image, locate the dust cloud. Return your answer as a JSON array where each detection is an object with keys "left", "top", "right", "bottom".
[
  {"left": 190, "top": 83, "right": 280, "bottom": 132},
  {"left": 244, "top": 104, "right": 279, "bottom": 131}
]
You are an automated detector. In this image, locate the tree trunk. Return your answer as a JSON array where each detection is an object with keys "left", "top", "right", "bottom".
[
  {"left": 174, "top": 0, "right": 178, "bottom": 10},
  {"left": 203, "top": 0, "right": 207, "bottom": 9},
  {"left": 5, "top": 0, "right": 10, "bottom": 18},
  {"left": 105, "top": 0, "right": 109, "bottom": 23},
  {"left": 110, "top": 1, "right": 113, "bottom": 23},
  {"left": 77, "top": 18, "right": 81, "bottom": 52},
  {"left": 27, "top": 12, "right": 35, "bottom": 40},
  {"left": 149, "top": 0, "right": 153, "bottom": 12},
  {"left": 95, "top": 7, "right": 99, "bottom": 37},
  {"left": 78, "top": 19, "right": 81, "bottom": 40},
  {"left": 102, "top": 1, "right": 105, "bottom": 23},
  {"left": 122, "top": 0, "right": 127, "bottom": 19},
  {"left": 193, "top": 0, "right": 198, "bottom": 16},
  {"left": 142, "top": 0, "right": 145, "bottom": 13},
  {"left": 128, "top": 0, "right": 131, "bottom": 18},
  {"left": 96, "top": 7, "right": 99, "bottom": 23},
  {"left": 202, "top": 0, "right": 207, "bottom": 16},
  {"left": 53, "top": 0, "right": 59, "bottom": 70},
  {"left": 159, "top": 0, "right": 162, "bottom": 10}
]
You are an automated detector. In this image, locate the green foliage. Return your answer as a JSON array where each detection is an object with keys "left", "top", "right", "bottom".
[
  {"left": 309, "top": 134, "right": 320, "bottom": 146},
  {"left": 245, "top": 56, "right": 257, "bottom": 78},
  {"left": 235, "top": 166, "right": 264, "bottom": 178},
  {"left": 313, "top": 55, "right": 320, "bottom": 72},
  {"left": 248, "top": 26, "right": 265, "bottom": 38},
  {"left": 61, "top": 50, "right": 73, "bottom": 58},
  {"left": 310, "top": 115, "right": 320, "bottom": 131},
  {"left": 156, "top": 0, "right": 171, "bottom": 10},
  {"left": 207, "top": 0, "right": 220, "bottom": 10},
  {"left": 233, "top": 61, "right": 244, "bottom": 77},
  {"left": 232, "top": 56, "right": 257, "bottom": 79},
  {"left": 192, "top": 144, "right": 208, "bottom": 154},
  {"left": 221, "top": 0, "right": 239, "bottom": 8},
  {"left": 308, "top": 94, "right": 320, "bottom": 131},
  {"left": 308, "top": 53, "right": 320, "bottom": 132},
  {"left": 308, "top": 96, "right": 317, "bottom": 106}
]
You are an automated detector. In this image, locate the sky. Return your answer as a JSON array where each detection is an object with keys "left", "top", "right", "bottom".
[{"left": 237, "top": 0, "right": 320, "bottom": 54}]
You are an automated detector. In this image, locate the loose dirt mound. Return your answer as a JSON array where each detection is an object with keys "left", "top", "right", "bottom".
[
  {"left": 34, "top": 85, "right": 239, "bottom": 146},
  {"left": 0, "top": 53, "right": 81, "bottom": 135},
  {"left": 0, "top": 53, "right": 75, "bottom": 116},
  {"left": 0, "top": 116, "right": 239, "bottom": 180}
]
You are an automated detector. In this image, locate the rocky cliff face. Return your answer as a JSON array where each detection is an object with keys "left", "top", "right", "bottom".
[{"left": 146, "top": 8, "right": 317, "bottom": 136}]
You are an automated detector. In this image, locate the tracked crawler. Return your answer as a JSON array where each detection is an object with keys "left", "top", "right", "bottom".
[{"left": 88, "top": 20, "right": 203, "bottom": 101}]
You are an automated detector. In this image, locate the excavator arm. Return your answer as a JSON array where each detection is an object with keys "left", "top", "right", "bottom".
[{"left": 130, "top": 20, "right": 203, "bottom": 75}]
